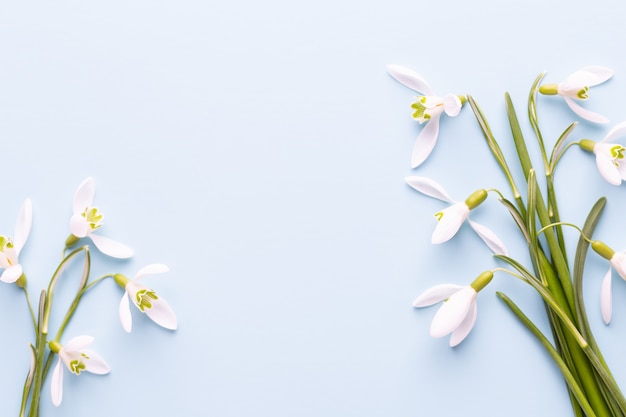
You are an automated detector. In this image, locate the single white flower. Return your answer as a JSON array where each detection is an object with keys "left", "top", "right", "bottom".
[
  {"left": 0, "top": 199, "right": 32, "bottom": 283},
  {"left": 387, "top": 64, "right": 465, "bottom": 168},
  {"left": 539, "top": 66, "right": 613, "bottom": 123},
  {"left": 405, "top": 176, "right": 507, "bottom": 255},
  {"left": 49, "top": 336, "right": 110, "bottom": 407},
  {"left": 413, "top": 271, "right": 493, "bottom": 346},
  {"left": 114, "top": 264, "right": 177, "bottom": 332},
  {"left": 68, "top": 177, "right": 133, "bottom": 258},
  {"left": 592, "top": 241, "right": 626, "bottom": 324},
  {"left": 580, "top": 121, "right": 626, "bottom": 185}
]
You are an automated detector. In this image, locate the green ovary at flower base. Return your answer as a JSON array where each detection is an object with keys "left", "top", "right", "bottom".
[
  {"left": 404, "top": 176, "right": 507, "bottom": 255},
  {"left": 579, "top": 121, "right": 626, "bottom": 185},
  {"left": 0, "top": 199, "right": 32, "bottom": 285},
  {"left": 114, "top": 264, "right": 177, "bottom": 333},
  {"left": 67, "top": 177, "right": 133, "bottom": 259},
  {"left": 387, "top": 64, "right": 465, "bottom": 168},
  {"left": 49, "top": 336, "right": 110, "bottom": 407},
  {"left": 539, "top": 66, "right": 613, "bottom": 123},
  {"left": 413, "top": 271, "right": 494, "bottom": 347}
]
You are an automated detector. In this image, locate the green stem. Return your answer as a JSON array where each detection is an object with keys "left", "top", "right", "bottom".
[{"left": 497, "top": 292, "right": 597, "bottom": 417}]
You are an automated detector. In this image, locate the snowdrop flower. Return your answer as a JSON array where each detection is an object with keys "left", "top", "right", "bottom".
[
  {"left": 49, "top": 336, "right": 110, "bottom": 407},
  {"left": 580, "top": 121, "right": 626, "bottom": 185},
  {"left": 405, "top": 176, "right": 507, "bottom": 255},
  {"left": 67, "top": 177, "right": 133, "bottom": 258},
  {"left": 591, "top": 241, "right": 626, "bottom": 324},
  {"left": 413, "top": 271, "right": 493, "bottom": 347},
  {"left": 114, "top": 264, "right": 177, "bottom": 332},
  {"left": 387, "top": 64, "right": 465, "bottom": 168},
  {"left": 539, "top": 66, "right": 613, "bottom": 123},
  {"left": 0, "top": 199, "right": 32, "bottom": 284}
]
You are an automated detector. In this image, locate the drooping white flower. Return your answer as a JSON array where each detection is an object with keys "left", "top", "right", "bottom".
[
  {"left": 0, "top": 199, "right": 32, "bottom": 283},
  {"left": 539, "top": 66, "right": 613, "bottom": 123},
  {"left": 387, "top": 65, "right": 465, "bottom": 168},
  {"left": 591, "top": 241, "right": 626, "bottom": 324},
  {"left": 580, "top": 121, "right": 626, "bottom": 185},
  {"left": 68, "top": 177, "right": 133, "bottom": 258},
  {"left": 405, "top": 176, "right": 507, "bottom": 255},
  {"left": 114, "top": 264, "right": 177, "bottom": 332},
  {"left": 49, "top": 336, "right": 110, "bottom": 407},
  {"left": 413, "top": 271, "right": 493, "bottom": 347}
]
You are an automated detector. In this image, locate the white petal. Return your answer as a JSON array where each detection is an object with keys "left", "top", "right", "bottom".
[
  {"left": 13, "top": 199, "right": 32, "bottom": 255},
  {"left": 429, "top": 287, "right": 476, "bottom": 338},
  {"left": 0, "top": 264, "right": 22, "bottom": 283},
  {"left": 73, "top": 177, "right": 95, "bottom": 214},
  {"left": 601, "top": 267, "right": 612, "bottom": 325},
  {"left": 386, "top": 64, "right": 433, "bottom": 95},
  {"left": 610, "top": 253, "right": 626, "bottom": 279},
  {"left": 413, "top": 284, "right": 464, "bottom": 307},
  {"left": 404, "top": 176, "right": 454, "bottom": 203},
  {"left": 145, "top": 297, "right": 178, "bottom": 330},
  {"left": 580, "top": 66, "right": 614, "bottom": 86},
  {"left": 69, "top": 214, "right": 90, "bottom": 238},
  {"left": 431, "top": 203, "right": 469, "bottom": 244},
  {"left": 51, "top": 358, "right": 64, "bottom": 407},
  {"left": 449, "top": 301, "right": 477, "bottom": 346},
  {"left": 135, "top": 264, "right": 170, "bottom": 281},
  {"left": 64, "top": 335, "right": 94, "bottom": 351},
  {"left": 83, "top": 350, "right": 111, "bottom": 374},
  {"left": 617, "top": 160, "right": 626, "bottom": 180},
  {"left": 411, "top": 114, "right": 441, "bottom": 168},
  {"left": 89, "top": 234, "right": 133, "bottom": 258},
  {"left": 563, "top": 97, "right": 609, "bottom": 124},
  {"left": 595, "top": 151, "right": 622, "bottom": 185},
  {"left": 601, "top": 120, "right": 626, "bottom": 143},
  {"left": 442, "top": 94, "right": 462, "bottom": 117},
  {"left": 468, "top": 220, "right": 508, "bottom": 255},
  {"left": 119, "top": 293, "right": 133, "bottom": 333}
]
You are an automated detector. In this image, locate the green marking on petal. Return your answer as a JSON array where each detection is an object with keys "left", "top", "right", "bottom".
[
  {"left": 0, "top": 235, "right": 14, "bottom": 254},
  {"left": 610, "top": 145, "right": 625, "bottom": 160},
  {"left": 82, "top": 207, "right": 104, "bottom": 231},
  {"left": 136, "top": 289, "right": 159, "bottom": 312},
  {"left": 577, "top": 86, "right": 589, "bottom": 100},
  {"left": 434, "top": 212, "right": 444, "bottom": 221},
  {"left": 69, "top": 359, "right": 86, "bottom": 375},
  {"left": 410, "top": 96, "right": 434, "bottom": 122}
]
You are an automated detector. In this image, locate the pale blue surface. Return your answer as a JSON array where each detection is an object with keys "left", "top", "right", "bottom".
[{"left": 0, "top": 0, "right": 625, "bottom": 415}]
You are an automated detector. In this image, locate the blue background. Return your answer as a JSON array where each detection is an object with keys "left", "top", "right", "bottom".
[{"left": 0, "top": 0, "right": 625, "bottom": 415}]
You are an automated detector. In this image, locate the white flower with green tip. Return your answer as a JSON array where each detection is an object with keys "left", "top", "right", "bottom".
[
  {"left": 591, "top": 241, "right": 626, "bottom": 324},
  {"left": 580, "top": 121, "right": 626, "bottom": 185},
  {"left": 0, "top": 199, "right": 32, "bottom": 284},
  {"left": 413, "top": 271, "right": 493, "bottom": 347},
  {"left": 405, "top": 176, "right": 507, "bottom": 255},
  {"left": 49, "top": 336, "right": 110, "bottom": 407},
  {"left": 68, "top": 177, "right": 133, "bottom": 258},
  {"left": 387, "top": 64, "right": 465, "bottom": 168},
  {"left": 114, "top": 264, "right": 177, "bottom": 332},
  {"left": 539, "top": 66, "right": 613, "bottom": 123}
]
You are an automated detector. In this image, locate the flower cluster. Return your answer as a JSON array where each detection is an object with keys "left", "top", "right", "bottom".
[
  {"left": 390, "top": 64, "right": 626, "bottom": 415},
  {"left": 6, "top": 177, "right": 177, "bottom": 414}
]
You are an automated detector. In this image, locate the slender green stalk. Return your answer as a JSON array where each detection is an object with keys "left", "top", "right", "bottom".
[{"left": 497, "top": 292, "right": 597, "bottom": 417}]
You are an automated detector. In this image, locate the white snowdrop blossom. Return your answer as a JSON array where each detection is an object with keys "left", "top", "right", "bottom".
[
  {"left": 539, "top": 66, "right": 613, "bottom": 123},
  {"left": 591, "top": 241, "right": 626, "bottom": 324},
  {"left": 387, "top": 64, "right": 465, "bottom": 167},
  {"left": 413, "top": 271, "right": 493, "bottom": 347},
  {"left": 49, "top": 336, "right": 110, "bottom": 407},
  {"left": 580, "top": 121, "right": 626, "bottom": 185},
  {"left": 0, "top": 199, "right": 32, "bottom": 284},
  {"left": 114, "top": 264, "right": 177, "bottom": 332},
  {"left": 405, "top": 176, "right": 507, "bottom": 255},
  {"left": 68, "top": 177, "right": 133, "bottom": 258}
]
